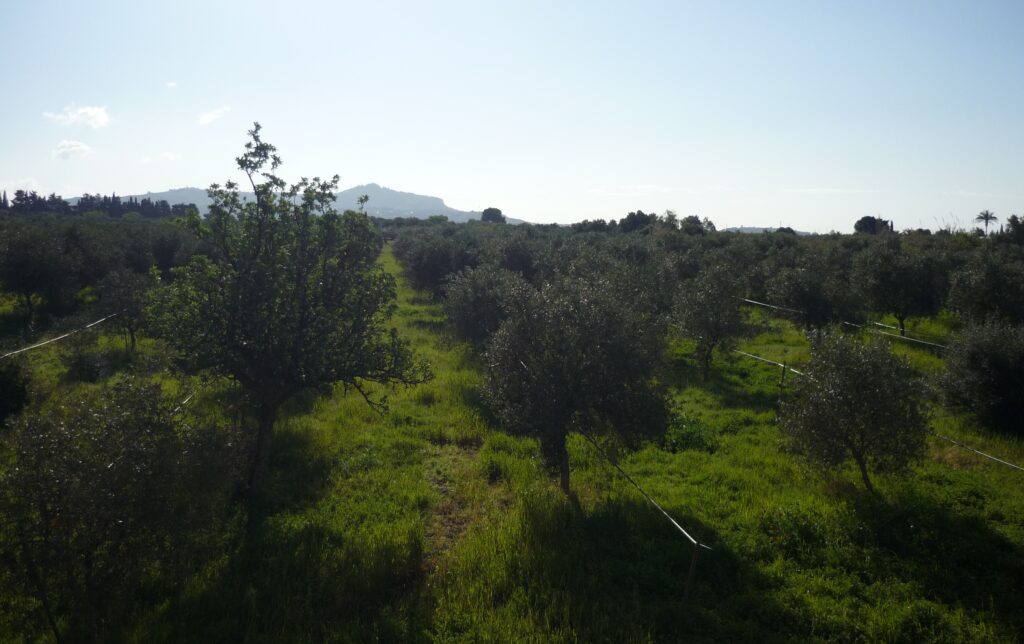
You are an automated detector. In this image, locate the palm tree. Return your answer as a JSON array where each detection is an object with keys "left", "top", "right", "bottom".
[{"left": 976, "top": 210, "right": 997, "bottom": 235}]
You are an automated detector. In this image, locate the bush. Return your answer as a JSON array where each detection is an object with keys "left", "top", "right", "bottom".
[
  {"left": 442, "top": 265, "right": 531, "bottom": 347},
  {"left": 0, "top": 377, "right": 240, "bottom": 641},
  {"left": 940, "top": 319, "right": 1024, "bottom": 434},
  {"left": 779, "top": 330, "right": 929, "bottom": 493}
]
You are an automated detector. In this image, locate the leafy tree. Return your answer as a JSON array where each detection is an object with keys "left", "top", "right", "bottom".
[
  {"left": 442, "top": 265, "right": 531, "bottom": 347},
  {"left": 481, "top": 207, "right": 506, "bottom": 224},
  {"left": 674, "top": 261, "right": 747, "bottom": 379},
  {"left": 947, "top": 246, "right": 1024, "bottom": 322},
  {"left": 0, "top": 378, "right": 238, "bottom": 642},
  {"left": 779, "top": 330, "right": 929, "bottom": 493},
  {"left": 939, "top": 319, "right": 1024, "bottom": 434},
  {"left": 97, "top": 268, "right": 158, "bottom": 353},
  {"left": 852, "top": 239, "right": 946, "bottom": 335},
  {"left": 766, "top": 241, "right": 864, "bottom": 329},
  {"left": 854, "top": 215, "right": 892, "bottom": 234},
  {"left": 483, "top": 276, "right": 669, "bottom": 495},
  {"left": 0, "top": 224, "right": 79, "bottom": 324},
  {"left": 148, "top": 124, "right": 429, "bottom": 497},
  {"left": 975, "top": 210, "right": 997, "bottom": 235},
  {"left": 392, "top": 227, "right": 479, "bottom": 293}
]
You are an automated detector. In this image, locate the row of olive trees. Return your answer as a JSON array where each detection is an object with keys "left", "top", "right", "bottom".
[{"left": 400, "top": 212, "right": 1024, "bottom": 500}]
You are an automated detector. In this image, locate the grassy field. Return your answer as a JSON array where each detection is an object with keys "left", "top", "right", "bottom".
[{"left": 4, "top": 248, "right": 1024, "bottom": 642}]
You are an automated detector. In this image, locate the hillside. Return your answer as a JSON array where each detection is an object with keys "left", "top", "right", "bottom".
[{"left": 125, "top": 184, "right": 512, "bottom": 223}]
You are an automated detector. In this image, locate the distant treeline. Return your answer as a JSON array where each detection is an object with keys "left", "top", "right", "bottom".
[
  {"left": 386, "top": 208, "right": 1024, "bottom": 325},
  {"left": 0, "top": 189, "right": 197, "bottom": 218}
]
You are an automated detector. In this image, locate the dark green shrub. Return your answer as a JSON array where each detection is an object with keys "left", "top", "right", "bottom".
[
  {"left": 940, "top": 319, "right": 1024, "bottom": 434},
  {"left": 442, "top": 265, "right": 531, "bottom": 347},
  {"left": 0, "top": 377, "right": 240, "bottom": 642}
]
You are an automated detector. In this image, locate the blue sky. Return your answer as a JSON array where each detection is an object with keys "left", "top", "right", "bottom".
[{"left": 1, "top": 0, "right": 1022, "bottom": 232}]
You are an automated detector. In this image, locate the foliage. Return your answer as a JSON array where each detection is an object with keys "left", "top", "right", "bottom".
[
  {"left": 481, "top": 207, "right": 506, "bottom": 224},
  {"left": 483, "top": 276, "right": 669, "bottom": 494},
  {"left": 854, "top": 215, "right": 892, "bottom": 234},
  {"left": 948, "top": 246, "right": 1024, "bottom": 322},
  {"left": 940, "top": 319, "right": 1024, "bottom": 434},
  {"left": 852, "top": 238, "right": 947, "bottom": 335},
  {"left": 0, "top": 225, "right": 79, "bottom": 322},
  {"left": 97, "top": 268, "right": 158, "bottom": 352},
  {"left": 392, "top": 227, "right": 480, "bottom": 293},
  {"left": 442, "top": 264, "right": 531, "bottom": 347},
  {"left": 779, "top": 330, "right": 929, "bottom": 493},
  {"left": 0, "top": 359, "right": 28, "bottom": 426},
  {"left": 147, "top": 124, "right": 429, "bottom": 496},
  {"left": 0, "top": 377, "right": 239, "bottom": 642},
  {"left": 674, "top": 260, "right": 747, "bottom": 378},
  {"left": 766, "top": 240, "right": 865, "bottom": 328}
]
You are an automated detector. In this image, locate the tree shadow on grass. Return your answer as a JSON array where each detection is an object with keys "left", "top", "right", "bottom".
[
  {"left": 486, "top": 494, "right": 806, "bottom": 643},
  {"left": 140, "top": 427, "right": 435, "bottom": 642},
  {"left": 669, "top": 352, "right": 781, "bottom": 415},
  {"left": 143, "top": 517, "right": 433, "bottom": 643},
  {"left": 851, "top": 488, "right": 1024, "bottom": 636}
]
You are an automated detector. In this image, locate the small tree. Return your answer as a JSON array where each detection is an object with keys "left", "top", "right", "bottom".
[
  {"left": 97, "top": 268, "right": 158, "bottom": 353},
  {"left": 674, "top": 262, "right": 746, "bottom": 379},
  {"left": 484, "top": 276, "right": 668, "bottom": 495},
  {"left": 779, "top": 330, "right": 929, "bottom": 493},
  {"left": 148, "top": 124, "right": 430, "bottom": 498},
  {"left": 481, "top": 207, "right": 505, "bottom": 224},
  {"left": 939, "top": 319, "right": 1024, "bottom": 435},
  {"left": 852, "top": 239, "right": 946, "bottom": 336}
]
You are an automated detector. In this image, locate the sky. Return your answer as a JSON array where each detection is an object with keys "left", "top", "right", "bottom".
[{"left": 1, "top": 0, "right": 1022, "bottom": 232}]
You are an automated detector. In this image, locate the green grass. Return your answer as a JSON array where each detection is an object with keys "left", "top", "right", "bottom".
[{"left": 5, "top": 251, "right": 1024, "bottom": 642}]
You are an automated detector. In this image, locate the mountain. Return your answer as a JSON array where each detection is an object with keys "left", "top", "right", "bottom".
[
  {"left": 723, "top": 226, "right": 812, "bottom": 236},
  {"left": 125, "top": 184, "right": 505, "bottom": 223}
]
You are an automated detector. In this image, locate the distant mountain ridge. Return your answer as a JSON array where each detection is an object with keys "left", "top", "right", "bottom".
[
  {"left": 724, "top": 226, "right": 812, "bottom": 236},
  {"left": 125, "top": 184, "right": 512, "bottom": 223}
]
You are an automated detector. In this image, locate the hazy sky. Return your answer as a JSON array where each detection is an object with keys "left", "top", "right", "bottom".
[{"left": 2, "top": 0, "right": 1022, "bottom": 232}]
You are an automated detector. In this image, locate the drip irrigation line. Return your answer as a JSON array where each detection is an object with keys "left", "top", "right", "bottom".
[
  {"left": 732, "top": 349, "right": 805, "bottom": 377},
  {"left": 579, "top": 430, "right": 711, "bottom": 551},
  {"left": 741, "top": 298, "right": 948, "bottom": 349},
  {"left": 871, "top": 329, "right": 947, "bottom": 349},
  {"left": 739, "top": 298, "right": 805, "bottom": 315},
  {"left": 172, "top": 389, "right": 198, "bottom": 414},
  {"left": 515, "top": 357, "right": 709, "bottom": 551},
  {"left": 1, "top": 313, "right": 120, "bottom": 360},
  {"left": 931, "top": 431, "right": 1024, "bottom": 473}
]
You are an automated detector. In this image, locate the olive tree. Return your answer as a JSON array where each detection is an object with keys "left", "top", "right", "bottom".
[
  {"left": 939, "top": 319, "right": 1024, "bottom": 435},
  {"left": 442, "top": 264, "right": 531, "bottom": 347},
  {"left": 674, "top": 261, "right": 746, "bottom": 379},
  {"left": 779, "top": 330, "right": 929, "bottom": 493},
  {"left": 483, "top": 276, "right": 669, "bottom": 496},
  {"left": 0, "top": 378, "right": 238, "bottom": 642},
  {"left": 148, "top": 124, "right": 429, "bottom": 497},
  {"left": 852, "top": 239, "right": 946, "bottom": 336},
  {"left": 97, "top": 268, "right": 158, "bottom": 353}
]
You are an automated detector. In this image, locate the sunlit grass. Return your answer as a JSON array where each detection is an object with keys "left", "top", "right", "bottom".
[{"left": 3, "top": 248, "right": 1023, "bottom": 641}]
